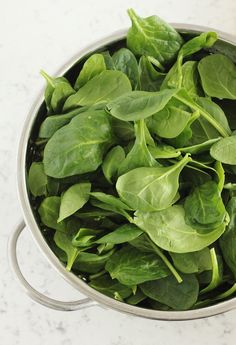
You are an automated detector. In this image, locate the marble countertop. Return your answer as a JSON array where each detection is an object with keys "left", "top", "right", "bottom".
[{"left": 1, "top": 0, "right": 236, "bottom": 344}]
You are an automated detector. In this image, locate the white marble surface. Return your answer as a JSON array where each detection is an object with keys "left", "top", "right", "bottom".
[{"left": 1, "top": 0, "right": 236, "bottom": 344}]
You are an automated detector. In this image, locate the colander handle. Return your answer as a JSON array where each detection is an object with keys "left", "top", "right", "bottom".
[{"left": 8, "top": 220, "right": 97, "bottom": 311}]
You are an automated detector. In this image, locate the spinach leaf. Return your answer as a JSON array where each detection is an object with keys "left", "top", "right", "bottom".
[
  {"left": 134, "top": 205, "right": 228, "bottom": 253},
  {"left": 118, "top": 120, "right": 157, "bottom": 175},
  {"left": 198, "top": 54, "right": 236, "bottom": 99},
  {"left": 90, "top": 199, "right": 133, "bottom": 223},
  {"left": 184, "top": 181, "right": 226, "bottom": 230},
  {"left": 106, "top": 89, "right": 177, "bottom": 121},
  {"left": 111, "top": 118, "right": 134, "bottom": 141},
  {"left": 63, "top": 70, "right": 132, "bottom": 111},
  {"left": 220, "top": 197, "right": 236, "bottom": 278},
  {"left": 89, "top": 274, "right": 132, "bottom": 299},
  {"left": 39, "top": 196, "right": 66, "bottom": 231},
  {"left": 141, "top": 274, "right": 199, "bottom": 310},
  {"left": 178, "top": 138, "right": 221, "bottom": 154},
  {"left": 73, "top": 250, "right": 115, "bottom": 273},
  {"left": 43, "top": 110, "right": 113, "bottom": 178},
  {"left": 126, "top": 288, "right": 146, "bottom": 305},
  {"left": 54, "top": 230, "right": 79, "bottom": 270},
  {"left": 182, "top": 61, "right": 201, "bottom": 97},
  {"left": 139, "top": 56, "right": 165, "bottom": 91},
  {"left": 74, "top": 53, "right": 106, "bottom": 90},
  {"left": 41, "top": 70, "right": 75, "bottom": 114},
  {"left": 127, "top": 9, "right": 183, "bottom": 65},
  {"left": 116, "top": 154, "right": 191, "bottom": 212},
  {"left": 105, "top": 245, "right": 170, "bottom": 286},
  {"left": 96, "top": 224, "right": 143, "bottom": 244},
  {"left": 58, "top": 182, "right": 91, "bottom": 222},
  {"left": 210, "top": 135, "right": 236, "bottom": 165},
  {"left": 72, "top": 227, "right": 102, "bottom": 247},
  {"left": 148, "top": 144, "right": 181, "bottom": 159},
  {"left": 169, "top": 248, "right": 212, "bottom": 274},
  {"left": 28, "top": 162, "right": 48, "bottom": 197},
  {"left": 147, "top": 98, "right": 192, "bottom": 138},
  {"left": 112, "top": 48, "right": 139, "bottom": 89},
  {"left": 38, "top": 103, "right": 105, "bottom": 139},
  {"left": 102, "top": 146, "right": 125, "bottom": 183},
  {"left": 90, "top": 192, "right": 132, "bottom": 210}
]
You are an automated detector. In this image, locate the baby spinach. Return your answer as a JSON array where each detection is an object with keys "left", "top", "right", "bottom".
[
  {"left": 105, "top": 245, "right": 170, "bottom": 286},
  {"left": 43, "top": 110, "right": 113, "bottom": 178},
  {"left": 198, "top": 54, "right": 236, "bottom": 99},
  {"left": 118, "top": 120, "right": 157, "bottom": 175},
  {"left": 141, "top": 274, "right": 199, "bottom": 310},
  {"left": 139, "top": 56, "right": 165, "bottom": 91},
  {"left": 112, "top": 48, "right": 139, "bottom": 89},
  {"left": 96, "top": 224, "right": 143, "bottom": 244},
  {"left": 134, "top": 205, "right": 228, "bottom": 253},
  {"left": 41, "top": 70, "right": 75, "bottom": 114},
  {"left": 29, "top": 9, "right": 236, "bottom": 311},
  {"left": 74, "top": 53, "right": 106, "bottom": 90},
  {"left": 210, "top": 135, "right": 236, "bottom": 165},
  {"left": 170, "top": 248, "right": 212, "bottom": 274},
  {"left": 102, "top": 146, "right": 125, "bottom": 183},
  {"left": 184, "top": 181, "right": 226, "bottom": 230},
  {"left": 116, "top": 154, "right": 191, "bottom": 212},
  {"left": 127, "top": 9, "right": 183, "bottom": 65},
  {"left": 28, "top": 162, "right": 48, "bottom": 197},
  {"left": 106, "top": 89, "right": 177, "bottom": 121},
  {"left": 58, "top": 182, "right": 91, "bottom": 222},
  {"left": 63, "top": 70, "right": 132, "bottom": 111}
]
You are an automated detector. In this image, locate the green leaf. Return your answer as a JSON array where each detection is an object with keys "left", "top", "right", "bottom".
[
  {"left": 178, "top": 138, "right": 221, "bottom": 154},
  {"left": 182, "top": 61, "right": 201, "bottom": 97},
  {"left": 139, "top": 56, "right": 165, "bottom": 91},
  {"left": 102, "top": 146, "right": 125, "bottom": 184},
  {"left": 141, "top": 274, "right": 199, "bottom": 310},
  {"left": 54, "top": 230, "right": 79, "bottom": 270},
  {"left": 198, "top": 53, "right": 236, "bottom": 99},
  {"left": 134, "top": 205, "right": 228, "bottom": 253},
  {"left": 169, "top": 248, "right": 212, "bottom": 274},
  {"left": 127, "top": 9, "right": 183, "bottom": 65},
  {"left": 118, "top": 120, "right": 157, "bottom": 175},
  {"left": 106, "top": 89, "right": 177, "bottom": 121},
  {"left": 90, "top": 192, "right": 132, "bottom": 210},
  {"left": 43, "top": 110, "right": 113, "bottom": 178},
  {"left": 210, "top": 135, "right": 236, "bottom": 165},
  {"left": 220, "top": 197, "right": 236, "bottom": 278},
  {"left": 147, "top": 98, "right": 192, "bottom": 138},
  {"left": 58, "top": 182, "right": 91, "bottom": 222},
  {"left": 28, "top": 162, "right": 47, "bottom": 197},
  {"left": 73, "top": 250, "right": 115, "bottom": 273},
  {"left": 148, "top": 144, "right": 181, "bottom": 159},
  {"left": 72, "top": 227, "right": 102, "bottom": 247},
  {"left": 126, "top": 288, "right": 146, "bottom": 305},
  {"left": 89, "top": 274, "right": 132, "bottom": 299},
  {"left": 96, "top": 224, "right": 143, "bottom": 244},
  {"left": 112, "top": 48, "right": 139, "bottom": 89},
  {"left": 41, "top": 70, "right": 75, "bottom": 114},
  {"left": 63, "top": 70, "right": 132, "bottom": 111},
  {"left": 116, "top": 154, "right": 191, "bottom": 212},
  {"left": 184, "top": 181, "right": 226, "bottom": 230},
  {"left": 38, "top": 104, "right": 105, "bottom": 139},
  {"left": 39, "top": 196, "right": 66, "bottom": 231},
  {"left": 105, "top": 245, "right": 170, "bottom": 286},
  {"left": 74, "top": 54, "right": 106, "bottom": 90}
]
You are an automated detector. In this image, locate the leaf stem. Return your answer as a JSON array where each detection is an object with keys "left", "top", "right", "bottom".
[
  {"left": 200, "top": 248, "right": 221, "bottom": 294},
  {"left": 174, "top": 93, "right": 229, "bottom": 138},
  {"left": 147, "top": 236, "right": 183, "bottom": 283}
]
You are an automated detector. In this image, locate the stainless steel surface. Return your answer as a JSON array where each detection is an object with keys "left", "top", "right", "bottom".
[
  {"left": 13, "top": 25, "right": 236, "bottom": 320},
  {"left": 8, "top": 220, "right": 97, "bottom": 311}
]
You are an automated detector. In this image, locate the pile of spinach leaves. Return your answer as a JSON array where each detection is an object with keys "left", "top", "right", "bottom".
[{"left": 28, "top": 9, "right": 236, "bottom": 311}]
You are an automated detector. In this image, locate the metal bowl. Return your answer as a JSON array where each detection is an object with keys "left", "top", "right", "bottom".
[{"left": 9, "top": 24, "right": 236, "bottom": 320}]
